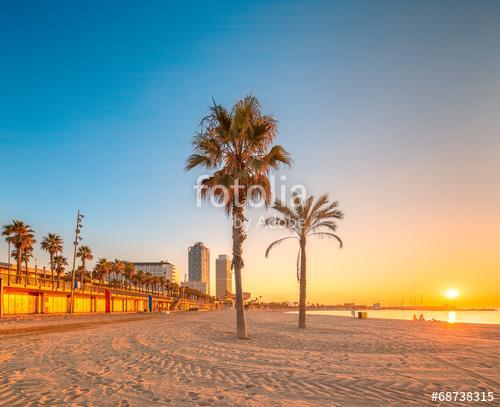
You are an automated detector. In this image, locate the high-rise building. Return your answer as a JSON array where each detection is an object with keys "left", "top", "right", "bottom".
[
  {"left": 133, "top": 261, "right": 177, "bottom": 283},
  {"left": 188, "top": 242, "right": 210, "bottom": 294},
  {"left": 216, "top": 254, "right": 232, "bottom": 299}
]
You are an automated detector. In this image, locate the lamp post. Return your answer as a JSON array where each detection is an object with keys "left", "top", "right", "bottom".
[{"left": 69, "top": 210, "right": 84, "bottom": 313}]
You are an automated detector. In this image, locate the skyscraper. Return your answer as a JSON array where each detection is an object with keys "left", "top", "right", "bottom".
[
  {"left": 216, "top": 254, "right": 232, "bottom": 299},
  {"left": 188, "top": 242, "right": 210, "bottom": 294}
]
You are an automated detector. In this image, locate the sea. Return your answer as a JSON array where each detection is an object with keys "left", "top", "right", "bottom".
[{"left": 291, "top": 309, "right": 500, "bottom": 325}]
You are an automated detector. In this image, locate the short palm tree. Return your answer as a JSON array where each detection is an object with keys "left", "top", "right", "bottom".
[
  {"left": 22, "top": 246, "right": 34, "bottom": 278},
  {"left": 2, "top": 220, "right": 36, "bottom": 280},
  {"left": 54, "top": 255, "right": 68, "bottom": 288},
  {"left": 76, "top": 265, "right": 86, "bottom": 285},
  {"left": 265, "top": 193, "right": 344, "bottom": 329},
  {"left": 76, "top": 245, "right": 93, "bottom": 285},
  {"left": 186, "top": 95, "right": 291, "bottom": 338},
  {"left": 40, "top": 233, "right": 63, "bottom": 282}
]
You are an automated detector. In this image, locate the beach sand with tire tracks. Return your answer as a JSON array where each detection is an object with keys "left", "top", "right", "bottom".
[{"left": 0, "top": 310, "right": 498, "bottom": 406}]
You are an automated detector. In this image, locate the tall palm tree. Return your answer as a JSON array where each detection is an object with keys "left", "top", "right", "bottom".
[
  {"left": 186, "top": 95, "right": 291, "bottom": 338},
  {"left": 40, "top": 233, "right": 63, "bottom": 282},
  {"left": 76, "top": 245, "right": 93, "bottom": 285},
  {"left": 265, "top": 193, "right": 344, "bottom": 329},
  {"left": 54, "top": 255, "right": 68, "bottom": 288},
  {"left": 2, "top": 220, "right": 36, "bottom": 281}
]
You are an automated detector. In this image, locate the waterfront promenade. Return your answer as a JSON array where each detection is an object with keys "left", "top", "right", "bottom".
[
  {"left": 0, "top": 310, "right": 498, "bottom": 406},
  {"left": 0, "top": 266, "right": 215, "bottom": 316}
]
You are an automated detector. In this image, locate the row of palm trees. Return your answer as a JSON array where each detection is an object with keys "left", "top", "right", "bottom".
[
  {"left": 91, "top": 258, "right": 212, "bottom": 301},
  {"left": 186, "top": 95, "right": 344, "bottom": 336},
  {"left": 1, "top": 225, "right": 213, "bottom": 303}
]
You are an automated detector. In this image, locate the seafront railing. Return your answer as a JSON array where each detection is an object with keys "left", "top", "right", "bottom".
[
  {"left": 0, "top": 270, "right": 99, "bottom": 293},
  {"left": 0, "top": 270, "right": 177, "bottom": 300},
  {"left": 0, "top": 270, "right": 217, "bottom": 316},
  {"left": 0, "top": 269, "right": 216, "bottom": 304}
]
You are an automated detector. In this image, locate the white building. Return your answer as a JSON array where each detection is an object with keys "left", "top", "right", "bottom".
[{"left": 133, "top": 261, "right": 177, "bottom": 283}]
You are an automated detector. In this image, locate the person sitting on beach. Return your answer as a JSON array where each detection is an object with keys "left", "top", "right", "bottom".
[
  {"left": 413, "top": 314, "right": 418, "bottom": 321},
  {"left": 419, "top": 314, "right": 425, "bottom": 321}
]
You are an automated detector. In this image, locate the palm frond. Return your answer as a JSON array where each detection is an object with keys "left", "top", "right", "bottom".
[
  {"left": 310, "top": 193, "right": 330, "bottom": 216},
  {"left": 272, "top": 199, "right": 300, "bottom": 222},
  {"left": 309, "top": 221, "right": 338, "bottom": 234},
  {"left": 310, "top": 232, "right": 343, "bottom": 248},
  {"left": 265, "top": 236, "right": 297, "bottom": 258}
]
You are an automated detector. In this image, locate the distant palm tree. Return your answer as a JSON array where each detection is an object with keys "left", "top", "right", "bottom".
[
  {"left": 63, "top": 270, "right": 72, "bottom": 282},
  {"left": 76, "top": 265, "right": 86, "bottom": 285},
  {"left": 135, "top": 269, "right": 144, "bottom": 291},
  {"left": 2, "top": 220, "right": 36, "bottom": 281},
  {"left": 40, "top": 233, "right": 63, "bottom": 282},
  {"left": 22, "top": 246, "right": 34, "bottom": 278},
  {"left": 165, "top": 280, "right": 173, "bottom": 297},
  {"left": 111, "top": 259, "right": 125, "bottom": 287},
  {"left": 12, "top": 246, "right": 34, "bottom": 281},
  {"left": 93, "top": 258, "right": 111, "bottom": 286},
  {"left": 144, "top": 273, "right": 153, "bottom": 293},
  {"left": 76, "top": 245, "right": 93, "bottom": 285},
  {"left": 124, "top": 262, "right": 136, "bottom": 290},
  {"left": 265, "top": 193, "right": 344, "bottom": 329},
  {"left": 159, "top": 276, "right": 167, "bottom": 296},
  {"left": 186, "top": 95, "right": 291, "bottom": 338},
  {"left": 172, "top": 282, "right": 180, "bottom": 298},
  {"left": 54, "top": 255, "right": 68, "bottom": 288}
]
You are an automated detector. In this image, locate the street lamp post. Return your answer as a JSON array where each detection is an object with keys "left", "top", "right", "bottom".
[{"left": 69, "top": 210, "right": 84, "bottom": 313}]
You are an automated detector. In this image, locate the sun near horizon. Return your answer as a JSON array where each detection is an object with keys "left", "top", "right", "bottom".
[{"left": 444, "top": 288, "right": 459, "bottom": 300}]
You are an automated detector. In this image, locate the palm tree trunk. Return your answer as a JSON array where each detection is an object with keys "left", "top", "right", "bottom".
[
  {"left": 232, "top": 202, "right": 248, "bottom": 339},
  {"left": 16, "top": 250, "right": 22, "bottom": 282},
  {"left": 50, "top": 254, "right": 55, "bottom": 283},
  {"left": 80, "top": 260, "right": 85, "bottom": 286},
  {"left": 298, "top": 239, "right": 307, "bottom": 329}
]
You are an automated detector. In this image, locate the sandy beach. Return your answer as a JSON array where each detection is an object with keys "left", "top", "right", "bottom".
[{"left": 0, "top": 310, "right": 498, "bottom": 406}]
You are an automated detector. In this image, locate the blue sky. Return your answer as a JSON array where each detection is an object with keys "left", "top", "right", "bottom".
[{"left": 1, "top": 0, "right": 499, "bottom": 304}]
